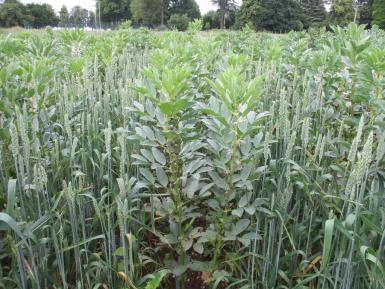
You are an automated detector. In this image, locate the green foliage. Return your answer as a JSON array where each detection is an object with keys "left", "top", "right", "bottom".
[
  {"left": 59, "top": 5, "right": 70, "bottom": 28},
  {"left": 211, "top": 0, "right": 238, "bottom": 29},
  {"left": 96, "top": 0, "right": 132, "bottom": 25},
  {"left": 202, "top": 10, "right": 220, "bottom": 30},
  {"left": 131, "top": 0, "right": 163, "bottom": 25},
  {"left": 119, "top": 19, "right": 132, "bottom": 30},
  {"left": 0, "top": 0, "right": 30, "bottom": 28},
  {"left": 234, "top": 0, "right": 262, "bottom": 30},
  {"left": 169, "top": 0, "right": 201, "bottom": 20},
  {"left": 188, "top": 18, "right": 203, "bottom": 32},
  {"left": 329, "top": 0, "right": 355, "bottom": 26},
  {"left": 259, "top": 0, "right": 306, "bottom": 32},
  {"left": 24, "top": 3, "right": 59, "bottom": 28},
  {"left": 372, "top": 0, "right": 385, "bottom": 28},
  {"left": 168, "top": 14, "right": 189, "bottom": 31},
  {"left": 303, "top": 0, "right": 326, "bottom": 27},
  {"left": 143, "top": 270, "right": 170, "bottom": 289},
  {"left": 69, "top": 6, "right": 94, "bottom": 28}
]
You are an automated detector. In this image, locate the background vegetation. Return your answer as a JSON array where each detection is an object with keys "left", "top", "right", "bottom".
[{"left": 1, "top": 0, "right": 385, "bottom": 31}]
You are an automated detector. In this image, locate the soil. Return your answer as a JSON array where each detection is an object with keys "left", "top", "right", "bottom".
[{"left": 167, "top": 269, "right": 230, "bottom": 289}]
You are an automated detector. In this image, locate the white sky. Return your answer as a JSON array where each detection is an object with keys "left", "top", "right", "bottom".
[{"left": 20, "top": 0, "right": 242, "bottom": 14}]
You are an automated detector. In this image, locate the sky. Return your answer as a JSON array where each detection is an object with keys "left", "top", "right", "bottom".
[{"left": 20, "top": 0, "right": 242, "bottom": 14}]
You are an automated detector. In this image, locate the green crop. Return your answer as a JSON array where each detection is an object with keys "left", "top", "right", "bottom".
[{"left": 0, "top": 24, "right": 384, "bottom": 289}]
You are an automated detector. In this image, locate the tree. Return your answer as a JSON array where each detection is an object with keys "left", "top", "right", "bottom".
[
  {"left": 302, "top": 0, "right": 326, "bottom": 27},
  {"left": 0, "top": 0, "right": 28, "bottom": 27},
  {"left": 59, "top": 5, "right": 70, "bottom": 27},
  {"left": 25, "top": 3, "right": 59, "bottom": 28},
  {"left": 359, "top": 0, "right": 373, "bottom": 26},
  {"left": 259, "top": 0, "right": 306, "bottom": 32},
  {"left": 70, "top": 6, "right": 90, "bottom": 27},
  {"left": 211, "top": 0, "right": 237, "bottom": 29},
  {"left": 372, "top": 0, "right": 385, "bottom": 28},
  {"left": 131, "top": 0, "right": 164, "bottom": 26},
  {"left": 202, "top": 10, "right": 220, "bottom": 29},
  {"left": 88, "top": 11, "right": 96, "bottom": 28},
  {"left": 168, "top": 13, "right": 189, "bottom": 30},
  {"left": 169, "top": 0, "right": 201, "bottom": 19},
  {"left": 329, "top": 0, "right": 355, "bottom": 26},
  {"left": 96, "top": 0, "right": 131, "bottom": 26},
  {"left": 234, "top": 0, "right": 262, "bottom": 30}
]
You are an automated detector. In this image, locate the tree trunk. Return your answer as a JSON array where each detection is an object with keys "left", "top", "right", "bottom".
[
  {"left": 220, "top": 9, "right": 225, "bottom": 29},
  {"left": 161, "top": 0, "right": 165, "bottom": 26}
]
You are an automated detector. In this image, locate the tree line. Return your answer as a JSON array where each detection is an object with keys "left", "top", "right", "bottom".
[{"left": 1, "top": 0, "right": 385, "bottom": 31}]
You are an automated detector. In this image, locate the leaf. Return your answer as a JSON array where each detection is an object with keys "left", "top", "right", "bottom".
[
  {"left": 7, "top": 179, "right": 17, "bottom": 217},
  {"left": 186, "top": 178, "right": 199, "bottom": 198},
  {"left": 232, "top": 208, "right": 244, "bottom": 217},
  {"left": 114, "top": 247, "right": 124, "bottom": 256},
  {"left": 0, "top": 212, "right": 24, "bottom": 240},
  {"left": 198, "top": 230, "right": 217, "bottom": 243},
  {"left": 189, "top": 261, "right": 210, "bottom": 272},
  {"left": 141, "top": 149, "right": 155, "bottom": 163},
  {"left": 244, "top": 206, "right": 256, "bottom": 215},
  {"left": 0, "top": 99, "right": 11, "bottom": 116},
  {"left": 140, "top": 168, "right": 155, "bottom": 184},
  {"left": 208, "top": 171, "right": 228, "bottom": 190},
  {"left": 156, "top": 167, "right": 168, "bottom": 187},
  {"left": 0, "top": 128, "right": 10, "bottom": 142},
  {"left": 152, "top": 147, "right": 166, "bottom": 165},
  {"left": 172, "top": 265, "right": 188, "bottom": 276},
  {"left": 238, "top": 192, "right": 251, "bottom": 208},
  {"left": 159, "top": 98, "right": 189, "bottom": 115},
  {"left": 193, "top": 242, "right": 204, "bottom": 254},
  {"left": 239, "top": 163, "right": 253, "bottom": 181},
  {"left": 145, "top": 270, "right": 171, "bottom": 289},
  {"left": 182, "top": 239, "right": 193, "bottom": 251},
  {"left": 232, "top": 219, "right": 250, "bottom": 236},
  {"left": 207, "top": 199, "right": 220, "bottom": 210},
  {"left": 200, "top": 108, "right": 228, "bottom": 126},
  {"left": 142, "top": 126, "right": 155, "bottom": 141},
  {"left": 321, "top": 218, "right": 335, "bottom": 271}
]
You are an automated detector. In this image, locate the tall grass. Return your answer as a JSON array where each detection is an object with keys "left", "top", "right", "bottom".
[{"left": 0, "top": 24, "right": 384, "bottom": 289}]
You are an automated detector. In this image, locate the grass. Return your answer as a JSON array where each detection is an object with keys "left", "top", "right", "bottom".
[{"left": 0, "top": 24, "right": 384, "bottom": 289}]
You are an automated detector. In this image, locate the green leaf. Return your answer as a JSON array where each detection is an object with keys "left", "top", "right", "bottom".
[
  {"left": 156, "top": 167, "right": 168, "bottom": 187},
  {"left": 141, "top": 149, "right": 155, "bottom": 163},
  {"left": 193, "top": 242, "right": 204, "bottom": 254},
  {"left": 152, "top": 147, "right": 166, "bottom": 165},
  {"left": 172, "top": 265, "right": 188, "bottom": 276},
  {"left": 186, "top": 178, "right": 199, "bottom": 198},
  {"left": 321, "top": 218, "right": 335, "bottom": 271},
  {"left": 0, "top": 212, "right": 24, "bottom": 239},
  {"left": 238, "top": 192, "right": 251, "bottom": 208},
  {"left": 0, "top": 99, "right": 11, "bottom": 116},
  {"left": 182, "top": 239, "right": 193, "bottom": 251},
  {"left": 140, "top": 168, "right": 155, "bottom": 184},
  {"left": 159, "top": 98, "right": 189, "bottom": 115},
  {"left": 232, "top": 208, "right": 244, "bottom": 217},
  {"left": 232, "top": 219, "right": 250, "bottom": 236},
  {"left": 7, "top": 179, "right": 17, "bottom": 217},
  {"left": 145, "top": 270, "right": 171, "bottom": 289},
  {"left": 200, "top": 108, "right": 228, "bottom": 126},
  {"left": 208, "top": 171, "right": 228, "bottom": 190},
  {"left": 114, "top": 247, "right": 124, "bottom": 256},
  {"left": 142, "top": 126, "right": 155, "bottom": 141},
  {"left": 0, "top": 128, "right": 10, "bottom": 142}
]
